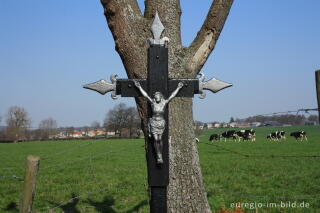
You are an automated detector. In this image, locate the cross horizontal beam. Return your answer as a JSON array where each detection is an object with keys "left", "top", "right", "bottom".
[{"left": 116, "top": 79, "right": 199, "bottom": 98}]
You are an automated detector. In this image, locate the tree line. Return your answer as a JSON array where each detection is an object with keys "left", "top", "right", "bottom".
[
  {"left": 0, "top": 103, "right": 141, "bottom": 142},
  {"left": 237, "top": 114, "right": 319, "bottom": 126}
]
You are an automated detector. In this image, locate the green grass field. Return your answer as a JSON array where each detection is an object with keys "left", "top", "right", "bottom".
[{"left": 0, "top": 125, "right": 319, "bottom": 213}]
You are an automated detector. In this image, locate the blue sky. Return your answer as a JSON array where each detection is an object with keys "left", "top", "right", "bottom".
[{"left": 0, "top": 0, "right": 319, "bottom": 127}]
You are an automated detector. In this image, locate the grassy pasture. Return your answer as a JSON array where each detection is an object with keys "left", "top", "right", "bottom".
[{"left": 0, "top": 125, "right": 319, "bottom": 213}]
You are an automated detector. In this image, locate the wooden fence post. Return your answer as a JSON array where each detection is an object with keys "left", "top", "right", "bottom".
[
  {"left": 20, "top": 155, "right": 40, "bottom": 213},
  {"left": 316, "top": 70, "right": 320, "bottom": 124}
]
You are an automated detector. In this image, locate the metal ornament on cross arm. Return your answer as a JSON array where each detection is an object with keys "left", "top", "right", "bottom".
[
  {"left": 197, "top": 72, "right": 232, "bottom": 99},
  {"left": 83, "top": 74, "right": 118, "bottom": 99}
]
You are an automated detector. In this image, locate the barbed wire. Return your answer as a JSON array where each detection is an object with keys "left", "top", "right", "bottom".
[
  {"left": 40, "top": 185, "right": 142, "bottom": 213},
  {"left": 41, "top": 141, "right": 94, "bottom": 160},
  {"left": 199, "top": 142, "right": 320, "bottom": 158},
  {"left": 0, "top": 166, "right": 23, "bottom": 171},
  {"left": 1, "top": 140, "right": 109, "bottom": 171},
  {"left": 0, "top": 142, "right": 94, "bottom": 171},
  {"left": 40, "top": 184, "right": 320, "bottom": 213},
  {"left": 0, "top": 174, "right": 23, "bottom": 180},
  {"left": 40, "top": 145, "right": 144, "bottom": 171}
]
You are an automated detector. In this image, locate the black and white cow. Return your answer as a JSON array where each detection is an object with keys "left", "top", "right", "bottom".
[
  {"left": 221, "top": 130, "right": 236, "bottom": 142},
  {"left": 267, "top": 131, "right": 286, "bottom": 141},
  {"left": 209, "top": 134, "right": 221, "bottom": 142},
  {"left": 290, "top": 131, "right": 307, "bottom": 141},
  {"left": 246, "top": 129, "right": 256, "bottom": 141},
  {"left": 267, "top": 132, "right": 277, "bottom": 141},
  {"left": 266, "top": 135, "right": 272, "bottom": 140},
  {"left": 278, "top": 131, "right": 286, "bottom": 140},
  {"left": 235, "top": 129, "right": 256, "bottom": 141}
]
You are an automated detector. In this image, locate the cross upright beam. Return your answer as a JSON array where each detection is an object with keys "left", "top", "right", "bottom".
[{"left": 147, "top": 43, "right": 169, "bottom": 212}]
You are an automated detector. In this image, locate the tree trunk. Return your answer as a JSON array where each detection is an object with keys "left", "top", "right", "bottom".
[{"left": 100, "top": 0, "right": 233, "bottom": 212}]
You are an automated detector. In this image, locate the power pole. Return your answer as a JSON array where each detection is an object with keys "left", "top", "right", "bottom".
[{"left": 316, "top": 70, "right": 320, "bottom": 124}]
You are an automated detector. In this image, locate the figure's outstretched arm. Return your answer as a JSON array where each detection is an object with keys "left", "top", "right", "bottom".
[
  {"left": 133, "top": 80, "right": 153, "bottom": 102},
  {"left": 166, "top": 82, "right": 184, "bottom": 103}
]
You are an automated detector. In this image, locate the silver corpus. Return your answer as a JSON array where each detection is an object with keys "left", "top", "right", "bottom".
[
  {"left": 148, "top": 11, "right": 170, "bottom": 46},
  {"left": 198, "top": 72, "right": 232, "bottom": 99},
  {"left": 83, "top": 74, "right": 118, "bottom": 99}
]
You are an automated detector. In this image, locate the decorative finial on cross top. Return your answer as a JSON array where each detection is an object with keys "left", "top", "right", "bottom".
[{"left": 148, "top": 11, "right": 170, "bottom": 46}]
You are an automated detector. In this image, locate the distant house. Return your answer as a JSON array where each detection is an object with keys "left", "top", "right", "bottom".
[
  {"left": 263, "top": 121, "right": 281, "bottom": 126},
  {"left": 106, "top": 131, "right": 116, "bottom": 136},
  {"left": 222, "top": 123, "right": 228, "bottom": 128},
  {"left": 250, "top": 122, "right": 262, "bottom": 127},
  {"left": 228, "top": 122, "right": 238, "bottom": 128},
  {"left": 198, "top": 125, "right": 204, "bottom": 130},
  {"left": 206, "top": 123, "right": 213, "bottom": 129},
  {"left": 56, "top": 132, "right": 67, "bottom": 139},
  {"left": 305, "top": 121, "right": 317, "bottom": 126},
  {"left": 237, "top": 122, "right": 251, "bottom": 128},
  {"left": 72, "top": 131, "right": 83, "bottom": 138},
  {"left": 88, "top": 129, "right": 106, "bottom": 137}
]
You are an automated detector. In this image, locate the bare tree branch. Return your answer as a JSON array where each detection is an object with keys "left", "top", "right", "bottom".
[
  {"left": 186, "top": 0, "right": 234, "bottom": 75},
  {"left": 100, "top": 0, "right": 147, "bottom": 79},
  {"left": 144, "top": 0, "right": 155, "bottom": 19}
]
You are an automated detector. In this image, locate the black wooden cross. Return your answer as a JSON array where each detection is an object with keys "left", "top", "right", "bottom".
[{"left": 83, "top": 12, "right": 232, "bottom": 213}]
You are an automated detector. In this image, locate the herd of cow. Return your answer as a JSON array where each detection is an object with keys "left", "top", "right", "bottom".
[{"left": 209, "top": 129, "right": 308, "bottom": 142}]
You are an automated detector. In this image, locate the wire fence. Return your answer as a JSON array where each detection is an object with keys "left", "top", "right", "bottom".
[
  {"left": 35, "top": 142, "right": 147, "bottom": 212},
  {"left": 40, "top": 185, "right": 320, "bottom": 213},
  {"left": 39, "top": 184, "right": 147, "bottom": 213},
  {"left": 40, "top": 145, "right": 143, "bottom": 171},
  {"left": 0, "top": 166, "right": 23, "bottom": 171},
  {"left": 0, "top": 174, "right": 23, "bottom": 180},
  {"left": 41, "top": 141, "right": 94, "bottom": 160},
  {"left": 0, "top": 139, "right": 110, "bottom": 171},
  {"left": 199, "top": 142, "right": 320, "bottom": 158}
]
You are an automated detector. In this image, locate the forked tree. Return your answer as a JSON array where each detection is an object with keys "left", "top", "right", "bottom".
[{"left": 100, "top": 0, "right": 233, "bottom": 212}]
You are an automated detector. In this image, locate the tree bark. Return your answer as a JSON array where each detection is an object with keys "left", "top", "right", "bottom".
[{"left": 100, "top": 0, "right": 233, "bottom": 212}]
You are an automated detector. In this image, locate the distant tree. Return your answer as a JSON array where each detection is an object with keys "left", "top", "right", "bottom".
[
  {"left": 38, "top": 118, "right": 58, "bottom": 140},
  {"left": 229, "top": 117, "right": 235, "bottom": 123},
  {"left": 104, "top": 103, "right": 140, "bottom": 137},
  {"left": 82, "top": 126, "right": 90, "bottom": 137},
  {"left": 91, "top": 121, "right": 100, "bottom": 130},
  {"left": 0, "top": 115, "right": 4, "bottom": 141},
  {"left": 6, "top": 106, "right": 31, "bottom": 142},
  {"left": 308, "top": 115, "right": 318, "bottom": 123},
  {"left": 194, "top": 120, "right": 203, "bottom": 136},
  {"left": 104, "top": 103, "right": 127, "bottom": 135},
  {"left": 126, "top": 107, "right": 140, "bottom": 137},
  {"left": 194, "top": 126, "right": 202, "bottom": 137},
  {"left": 244, "top": 114, "right": 307, "bottom": 126},
  {"left": 66, "top": 127, "right": 74, "bottom": 138}
]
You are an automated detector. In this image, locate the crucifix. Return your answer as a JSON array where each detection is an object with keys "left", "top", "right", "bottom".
[{"left": 83, "top": 12, "right": 232, "bottom": 213}]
